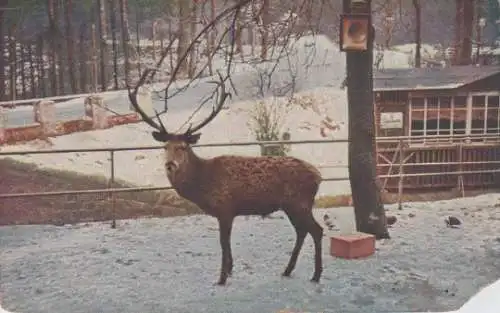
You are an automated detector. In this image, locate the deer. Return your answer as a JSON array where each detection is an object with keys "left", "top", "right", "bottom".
[{"left": 127, "top": 76, "right": 324, "bottom": 286}]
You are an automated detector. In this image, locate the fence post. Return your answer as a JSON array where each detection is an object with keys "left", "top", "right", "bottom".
[
  {"left": 0, "top": 107, "right": 6, "bottom": 144},
  {"left": 108, "top": 150, "right": 117, "bottom": 229},
  {"left": 84, "top": 95, "right": 109, "bottom": 129},
  {"left": 397, "top": 138, "right": 405, "bottom": 210},
  {"left": 33, "top": 100, "right": 57, "bottom": 136},
  {"left": 457, "top": 142, "right": 465, "bottom": 197}
]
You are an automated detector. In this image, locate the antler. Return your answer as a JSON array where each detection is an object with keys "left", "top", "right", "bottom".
[
  {"left": 126, "top": 35, "right": 180, "bottom": 141},
  {"left": 127, "top": 81, "right": 170, "bottom": 142},
  {"left": 185, "top": 71, "right": 231, "bottom": 135}
]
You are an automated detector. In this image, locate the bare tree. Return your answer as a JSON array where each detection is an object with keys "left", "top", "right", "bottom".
[
  {"left": 260, "top": 0, "right": 270, "bottom": 60},
  {"left": 47, "top": 0, "right": 58, "bottom": 95},
  {"left": 8, "top": 23, "right": 16, "bottom": 101},
  {"left": 382, "top": 0, "right": 395, "bottom": 48},
  {"left": 98, "top": 0, "right": 108, "bottom": 91},
  {"left": 108, "top": 0, "right": 119, "bottom": 89},
  {"left": 0, "top": 0, "right": 7, "bottom": 101},
  {"left": 188, "top": 1, "right": 198, "bottom": 78},
  {"left": 454, "top": 0, "right": 474, "bottom": 65},
  {"left": 64, "top": 0, "right": 77, "bottom": 93},
  {"left": 413, "top": 0, "right": 421, "bottom": 67},
  {"left": 119, "top": 0, "right": 131, "bottom": 86},
  {"left": 37, "top": 35, "right": 47, "bottom": 97},
  {"left": 177, "top": 0, "right": 190, "bottom": 77},
  {"left": 53, "top": 0, "right": 64, "bottom": 94}
]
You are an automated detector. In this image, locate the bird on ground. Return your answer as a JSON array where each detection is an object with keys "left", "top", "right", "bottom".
[
  {"left": 386, "top": 215, "right": 397, "bottom": 227},
  {"left": 323, "top": 214, "right": 336, "bottom": 231},
  {"left": 445, "top": 216, "right": 462, "bottom": 228}
]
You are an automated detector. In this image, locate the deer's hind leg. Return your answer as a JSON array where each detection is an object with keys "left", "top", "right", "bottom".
[
  {"left": 282, "top": 205, "right": 323, "bottom": 283},
  {"left": 306, "top": 210, "right": 323, "bottom": 282},
  {"left": 282, "top": 209, "right": 308, "bottom": 278}
]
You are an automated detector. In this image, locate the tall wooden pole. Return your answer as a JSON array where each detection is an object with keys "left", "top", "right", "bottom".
[{"left": 343, "top": 0, "right": 390, "bottom": 239}]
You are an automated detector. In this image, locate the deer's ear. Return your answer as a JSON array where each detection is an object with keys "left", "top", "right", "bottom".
[
  {"left": 152, "top": 131, "right": 169, "bottom": 142},
  {"left": 186, "top": 133, "right": 201, "bottom": 144}
]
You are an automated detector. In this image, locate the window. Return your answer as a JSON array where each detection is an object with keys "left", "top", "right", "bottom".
[
  {"left": 409, "top": 95, "right": 463, "bottom": 142},
  {"left": 487, "top": 96, "right": 500, "bottom": 134},
  {"left": 453, "top": 96, "right": 467, "bottom": 135},
  {"left": 408, "top": 93, "right": 500, "bottom": 144},
  {"left": 469, "top": 95, "right": 500, "bottom": 141}
]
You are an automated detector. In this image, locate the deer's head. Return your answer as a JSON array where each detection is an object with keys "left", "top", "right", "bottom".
[{"left": 128, "top": 75, "right": 229, "bottom": 177}]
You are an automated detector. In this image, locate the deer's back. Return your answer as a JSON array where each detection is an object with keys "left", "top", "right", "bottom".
[{"left": 198, "top": 155, "right": 321, "bottom": 213}]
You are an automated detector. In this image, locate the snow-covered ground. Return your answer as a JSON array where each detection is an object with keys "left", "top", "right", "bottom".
[{"left": 1, "top": 194, "right": 500, "bottom": 313}]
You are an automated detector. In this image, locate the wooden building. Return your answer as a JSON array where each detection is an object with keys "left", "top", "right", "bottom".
[{"left": 373, "top": 65, "right": 500, "bottom": 192}]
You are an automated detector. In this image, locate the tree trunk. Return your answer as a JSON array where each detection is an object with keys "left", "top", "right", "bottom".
[
  {"left": 454, "top": 0, "right": 474, "bottom": 65},
  {"left": 413, "top": 0, "right": 421, "bottom": 68},
  {"left": 78, "top": 22, "right": 88, "bottom": 93},
  {"left": 108, "top": 0, "right": 119, "bottom": 89},
  {"left": 383, "top": 0, "right": 394, "bottom": 48},
  {"left": 54, "top": 0, "right": 65, "bottom": 94},
  {"left": 188, "top": 1, "right": 198, "bottom": 78},
  {"left": 206, "top": 0, "right": 216, "bottom": 75},
  {"left": 8, "top": 24, "right": 17, "bottom": 101},
  {"left": 47, "top": 0, "right": 58, "bottom": 96},
  {"left": 177, "top": 0, "right": 190, "bottom": 78},
  {"left": 20, "top": 44, "right": 27, "bottom": 98},
  {"left": 64, "top": 0, "right": 77, "bottom": 93},
  {"left": 98, "top": 0, "right": 108, "bottom": 91},
  {"left": 248, "top": 2, "right": 255, "bottom": 56},
  {"left": 233, "top": 0, "right": 243, "bottom": 54},
  {"left": 119, "top": 0, "right": 131, "bottom": 86},
  {"left": 344, "top": 0, "right": 390, "bottom": 239},
  {"left": 474, "top": 1, "right": 482, "bottom": 64},
  {"left": 260, "top": 0, "right": 270, "bottom": 60},
  {"left": 460, "top": 0, "right": 474, "bottom": 65},
  {"left": 37, "top": 35, "right": 47, "bottom": 97},
  {"left": 0, "top": 0, "right": 7, "bottom": 101},
  {"left": 28, "top": 43, "right": 37, "bottom": 98},
  {"left": 461, "top": 0, "right": 474, "bottom": 65},
  {"left": 135, "top": 11, "right": 141, "bottom": 76}
]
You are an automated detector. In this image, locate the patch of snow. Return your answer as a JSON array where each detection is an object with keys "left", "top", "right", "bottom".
[{"left": 392, "top": 43, "right": 443, "bottom": 60}]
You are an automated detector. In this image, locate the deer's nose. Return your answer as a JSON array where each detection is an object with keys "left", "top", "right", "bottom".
[{"left": 165, "top": 161, "right": 177, "bottom": 172}]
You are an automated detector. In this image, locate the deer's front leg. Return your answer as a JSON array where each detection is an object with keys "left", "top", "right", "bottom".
[{"left": 216, "top": 216, "right": 234, "bottom": 286}]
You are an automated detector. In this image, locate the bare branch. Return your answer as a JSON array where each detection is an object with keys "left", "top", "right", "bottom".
[{"left": 128, "top": 0, "right": 330, "bottom": 137}]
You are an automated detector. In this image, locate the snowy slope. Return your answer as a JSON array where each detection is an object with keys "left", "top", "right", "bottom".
[
  {"left": 0, "top": 35, "right": 415, "bottom": 197},
  {"left": 0, "top": 87, "right": 349, "bottom": 197}
]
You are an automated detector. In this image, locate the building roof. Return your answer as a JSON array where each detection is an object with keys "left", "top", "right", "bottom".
[{"left": 373, "top": 65, "right": 500, "bottom": 92}]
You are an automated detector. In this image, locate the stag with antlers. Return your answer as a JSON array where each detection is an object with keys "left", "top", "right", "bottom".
[
  {"left": 124, "top": 0, "right": 324, "bottom": 286},
  {"left": 128, "top": 78, "right": 323, "bottom": 286}
]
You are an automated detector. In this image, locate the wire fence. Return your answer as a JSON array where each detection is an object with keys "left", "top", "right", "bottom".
[{"left": 1, "top": 134, "right": 499, "bottom": 227}]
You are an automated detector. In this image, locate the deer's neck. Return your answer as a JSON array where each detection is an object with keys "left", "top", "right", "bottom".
[{"left": 168, "top": 148, "right": 205, "bottom": 199}]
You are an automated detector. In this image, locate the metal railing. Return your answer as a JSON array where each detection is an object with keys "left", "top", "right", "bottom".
[
  {"left": 1, "top": 134, "right": 500, "bottom": 226},
  {"left": 0, "top": 138, "right": 349, "bottom": 199}
]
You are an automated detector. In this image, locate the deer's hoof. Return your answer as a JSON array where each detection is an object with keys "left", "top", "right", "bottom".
[{"left": 215, "top": 276, "right": 228, "bottom": 286}]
